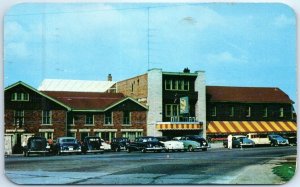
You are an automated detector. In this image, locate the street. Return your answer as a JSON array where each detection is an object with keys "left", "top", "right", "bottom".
[{"left": 5, "top": 146, "right": 297, "bottom": 184}]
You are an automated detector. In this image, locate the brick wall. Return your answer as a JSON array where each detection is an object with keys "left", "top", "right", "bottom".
[{"left": 116, "top": 74, "right": 148, "bottom": 105}]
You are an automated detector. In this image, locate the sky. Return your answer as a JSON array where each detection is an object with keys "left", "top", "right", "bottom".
[{"left": 4, "top": 3, "right": 297, "bottom": 107}]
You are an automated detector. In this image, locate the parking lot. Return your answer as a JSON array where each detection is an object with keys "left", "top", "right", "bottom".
[{"left": 5, "top": 145, "right": 297, "bottom": 185}]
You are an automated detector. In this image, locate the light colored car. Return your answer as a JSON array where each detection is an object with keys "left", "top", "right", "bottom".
[
  {"left": 157, "top": 137, "right": 184, "bottom": 152},
  {"left": 100, "top": 139, "right": 111, "bottom": 151},
  {"left": 173, "top": 137, "right": 201, "bottom": 152}
]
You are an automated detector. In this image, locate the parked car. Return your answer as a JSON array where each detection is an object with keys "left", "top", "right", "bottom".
[
  {"left": 23, "top": 136, "right": 48, "bottom": 157},
  {"left": 54, "top": 137, "right": 82, "bottom": 155},
  {"left": 81, "top": 136, "right": 104, "bottom": 154},
  {"left": 182, "top": 135, "right": 210, "bottom": 151},
  {"left": 111, "top": 137, "right": 130, "bottom": 152},
  {"left": 173, "top": 137, "right": 202, "bottom": 152},
  {"left": 156, "top": 137, "right": 184, "bottom": 152},
  {"left": 100, "top": 139, "right": 111, "bottom": 151},
  {"left": 268, "top": 134, "right": 289, "bottom": 146},
  {"left": 247, "top": 133, "right": 271, "bottom": 145},
  {"left": 127, "top": 136, "right": 164, "bottom": 153},
  {"left": 223, "top": 135, "right": 255, "bottom": 148},
  {"left": 285, "top": 136, "right": 297, "bottom": 146}
]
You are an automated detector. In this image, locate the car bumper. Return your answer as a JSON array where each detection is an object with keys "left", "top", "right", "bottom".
[
  {"left": 86, "top": 149, "right": 104, "bottom": 153},
  {"left": 60, "top": 149, "right": 82, "bottom": 153},
  {"left": 145, "top": 146, "right": 164, "bottom": 151}
]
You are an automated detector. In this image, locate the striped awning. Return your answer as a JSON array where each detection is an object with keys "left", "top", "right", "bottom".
[
  {"left": 207, "top": 121, "right": 297, "bottom": 134},
  {"left": 156, "top": 123, "right": 202, "bottom": 131}
]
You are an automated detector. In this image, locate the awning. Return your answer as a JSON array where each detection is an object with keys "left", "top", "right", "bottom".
[
  {"left": 207, "top": 121, "right": 297, "bottom": 134},
  {"left": 156, "top": 123, "right": 202, "bottom": 131}
]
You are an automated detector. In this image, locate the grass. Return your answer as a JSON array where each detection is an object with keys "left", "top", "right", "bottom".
[{"left": 272, "top": 162, "right": 296, "bottom": 182}]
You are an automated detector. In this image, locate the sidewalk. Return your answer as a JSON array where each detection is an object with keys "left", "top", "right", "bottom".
[{"left": 229, "top": 155, "right": 297, "bottom": 184}]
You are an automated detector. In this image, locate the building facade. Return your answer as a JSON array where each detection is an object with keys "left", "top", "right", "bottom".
[
  {"left": 4, "top": 81, "right": 147, "bottom": 154},
  {"left": 117, "top": 68, "right": 207, "bottom": 138},
  {"left": 206, "top": 86, "right": 297, "bottom": 139}
]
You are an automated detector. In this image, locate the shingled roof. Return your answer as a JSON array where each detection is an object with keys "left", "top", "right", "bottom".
[
  {"left": 42, "top": 91, "right": 125, "bottom": 110},
  {"left": 206, "top": 86, "right": 294, "bottom": 104}
]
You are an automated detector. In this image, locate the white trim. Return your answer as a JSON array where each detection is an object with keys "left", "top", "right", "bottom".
[
  {"left": 120, "top": 129, "right": 144, "bottom": 132},
  {"left": 39, "top": 129, "right": 54, "bottom": 132},
  {"left": 68, "top": 129, "right": 77, "bottom": 132},
  {"left": 79, "top": 129, "right": 91, "bottom": 132},
  {"left": 93, "top": 129, "right": 117, "bottom": 132},
  {"left": 6, "top": 129, "right": 25, "bottom": 133}
]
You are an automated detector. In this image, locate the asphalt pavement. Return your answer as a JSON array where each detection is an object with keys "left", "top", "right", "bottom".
[{"left": 4, "top": 143, "right": 297, "bottom": 185}]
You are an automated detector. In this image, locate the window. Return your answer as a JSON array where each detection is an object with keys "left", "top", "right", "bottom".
[
  {"left": 85, "top": 114, "right": 94, "bottom": 125},
  {"left": 165, "top": 104, "right": 179, "bottom": 117},
  {"left": 211, "top": 106, "right": 217, "bottom": 117},
  {"left": 11, "top": 92, "right": 29, "bottom": 101},
  {"left": 42, "top": 110, "right": 52, "bottom": 124},
  {"left": 97, "top": 132, "right": 116, "bottom": 142},
  {"left": 246, "top": 107, "right": 251, "bottom": 117},
  {"left": 14, "top": 110, "right": 24, "bottom": 127},
  {"left": 279, "top": 107, "right": 284, "bottom": 117},
  {"left": 263, "top": 107, "right": 268, "bottom": 117},
  {"left": 165, "top": 79, "right": 189, "bottom": 91},
  {"left": 41, "top": 132, "right": 53, "bottom": 140},
  {"left": 67, "top": 132, "right": 76, "bottom": 138},
  {"left": 104, "top": 111, "right": 113, "bottom": 125},
  {"left": 122, "top": 131, "right": 143, "bottom": 142},
  {"left": 230, "top": 107, "right": 234, "bottom": 117},
  {"left": 123, "top": 111, "right": 131, "bottom": 125}
]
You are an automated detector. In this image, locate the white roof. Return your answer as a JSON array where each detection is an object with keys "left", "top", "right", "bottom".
[{"left": 38, "top": 79, "right": 115, "bottom": 92}]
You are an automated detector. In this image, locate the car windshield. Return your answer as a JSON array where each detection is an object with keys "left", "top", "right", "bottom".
[
  {"left": 270, "top": 135, "right": 282, "bottom": 139},
  {"left": 138, "top": 137, "right": 159, "bottom": 142},
  {"left": 61, "top": 138, "right": 76, "bottom": 143}
]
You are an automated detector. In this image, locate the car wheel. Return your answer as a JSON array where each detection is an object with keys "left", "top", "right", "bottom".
[
  {"left": 23, "top": 151, "right": 27, "bottom": 157},
  {"left": 127, "top": 148, "right": 131, "bottom": 153},
  {"left": 202, "top": 148, "right": 207, "bottom": 151},
  {"left": 115, "top": 147, "right": 120, "bottom": 152},
  {"left": 141, "top": 148, "right": 146, "bottom": 153},
  {"left": 165, "top": 149, "right": 169, "bottom": 153},
  {"left": 188, "top": 145, "right": 193, "bottom": 152}
]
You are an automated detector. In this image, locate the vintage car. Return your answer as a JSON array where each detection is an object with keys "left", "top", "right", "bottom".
[
  {"left": 127, "top": 136, "right": 164, "bottom": 153},
  {"left": 100, "top": 139, "right": 112, "bottom": 151},
  {"left": 268, "top": 134, "right": 289, "bottom": 146},
  {"left": 223, "top": 135, "right": 255, "bottom": 148},
  {"left": 54, "top": 137, "right": 82, "bottom": 155},
  {"left": 181, "top": 135, "right": 210, "bottom": 151},
  {"left": 156, "top": 137, "right": 184, "bottom": 152},
  {"left": 111, "top": 137, "right": 130, "bottom": 152},
  {"left": 23, "top": 136, "right": 48, "bottom": 157},
  {"left": 81, "top": 136, "right": 104, "bottom": 154},
  {"left": 172, "top": 137, "right": 202, "bottom": 152}
]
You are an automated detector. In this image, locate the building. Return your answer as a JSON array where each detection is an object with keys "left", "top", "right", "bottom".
[
  {"left": 4, "top": 81, "right": 147, "bottom": 154},
  {"left": 206, "top": 86, "right": 297, "bottom": 139},
  {"left": 117, "top": 68, "right": 207, "bottom": 138}
]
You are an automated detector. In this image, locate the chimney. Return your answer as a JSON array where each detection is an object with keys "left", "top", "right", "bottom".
[{"left": 108, "top": 74, "right": 112, "bottom": 81}]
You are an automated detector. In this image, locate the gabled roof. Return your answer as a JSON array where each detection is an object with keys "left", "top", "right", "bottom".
[
  {"left": 38, "top": 79, "right": 115, "bottom": 92},
  {"left": 206, "top": 86, "right": 294, "bottom": 104},
  {"left": 42, "top": 91, "right": 125, "bottom": 111},
  {"left": 5, "top": 81, "right": 71, "bottom": 110},
  {"left": 42, "top": 91, "right": 148, "bottom": 111}
]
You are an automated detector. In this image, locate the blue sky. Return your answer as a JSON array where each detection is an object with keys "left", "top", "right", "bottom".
[{"left": 4, "top": 3, "right": 296, "bottom": 106}]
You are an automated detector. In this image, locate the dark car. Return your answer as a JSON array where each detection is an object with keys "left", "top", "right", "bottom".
[
  {"left": 111, "top": 137, "right": 130, "bottom": 152},
  {"left": 23, "top": 136, "right": 48, "bottom": 157},
  {"left": 81, "top": 136, "right": 104, "bottom": 154},
  {"left": 127, "top": 136, "right": 164, "bottom": 153},
  {"left": 54, "top": 137, "right": 82, "bottom": 155},
  {"left": 223, "top": 135, "right": 255, "bottom": 148},
  {"left": 183, "top": 135, "right": 210, "bottom": 151},
  {"left": 268, "top": 134, "right": 289, "bottom": 146}
]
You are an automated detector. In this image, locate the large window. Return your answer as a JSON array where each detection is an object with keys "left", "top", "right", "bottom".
[
  {"left": 165, "top": 79, "right": 189, "bottom": 91},
  {"left": 104, "top": 111, "right": 113, "bottom": 125},
  {"left": 14, "top": 110, "right": 24, "bottom": 127},
  {"left": 246, "top": 107, "right": 251, "bottom": 117},
  {"left": 11, "top": 92, "right": 29, "bottom": 101},
  {"left": 42, "top": 110, "right": 52, "bottom": 124},
  {"left": 41, "top": 132, "right": 53, "bottom": 140},
  {"left": 85, "top": 114, "right": 94, "bottom": 125},
  {"left": 96, "top": 132, "right": 116, "bottom": 142},
  {"left": 122, "top": 131, "right": 143, "bottom": 142},
  {"left": 123, "top": 111, "right": 131, "bottom": 125},
  {"left": 279, "top": 107, "right": 284, "bottom": 117},
  {"left": 165, "top": 104, "right": 179, "bottom": 117}
]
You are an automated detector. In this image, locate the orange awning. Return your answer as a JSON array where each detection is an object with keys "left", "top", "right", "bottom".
[
  {"left": 207, "top": 121, "right": 297, "bottom": 134},
  {"left": 156, "top": 123, "right": 202, "bottom": 131}
]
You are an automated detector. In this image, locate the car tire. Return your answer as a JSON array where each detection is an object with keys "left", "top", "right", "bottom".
[
  {"left": 141, "top": 148, "right": 146, "bottom": 153},
  {"left": 115, "top": 147, "right": 120, "bottom": 152},
  {"left": 202, "top": 148, "right": 207, "bottom": 151},
  {"left": 23, "top": 151, "right": 27, "bottom": 157},
  {"left": 188, "top": 145, "right": 193, "bottom": 152},
  {"left": 127, "top": 148, "right": 131, "bottom": 153}
]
